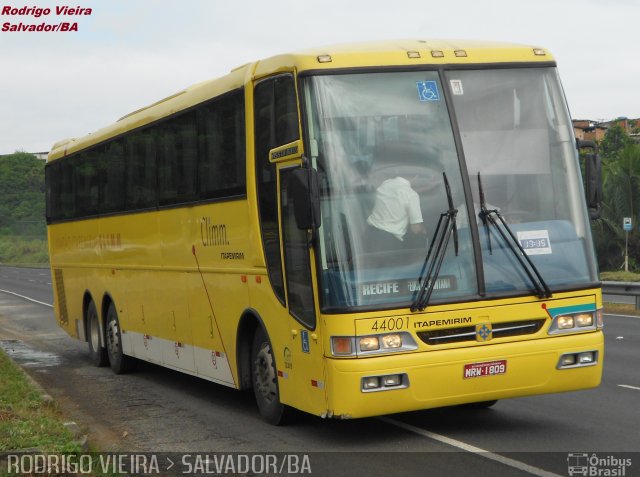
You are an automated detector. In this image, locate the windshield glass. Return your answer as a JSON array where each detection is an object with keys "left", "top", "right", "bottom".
[
  {"left": 302, "top": 72, "right": 477, "bottom": 310},
  {"left": 302, "top": 67, "right": 598, "bottom": 312},
  {"left": 446, "top": 67, "right": 598, "bottom": 294}
]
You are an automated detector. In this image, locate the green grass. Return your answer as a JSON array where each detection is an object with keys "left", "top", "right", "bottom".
[
  {"left": 600, "top": 270, "right": 640, "bottom": 282},
  {"left": 603, "top": 302, "right": 640, "bottom": 316},
  {"left": 0, "top": 350, "right": 80, "bottom": 453},
  {"left": 600, "top": 271, "right": 640, "bottom": 315},
  {"left": 0, "top": 236, "right": 48, "bottom": 266}
]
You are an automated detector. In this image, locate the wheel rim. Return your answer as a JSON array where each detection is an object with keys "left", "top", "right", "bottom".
[
  {"left": 254, "top": 343, "right": 277, "bottom": 404},
  {"left": 106, "top": 315, "right": 120, "bottom": 357},
  {"left": 89, "top": 312, "right": 100, "bottom": 351}
]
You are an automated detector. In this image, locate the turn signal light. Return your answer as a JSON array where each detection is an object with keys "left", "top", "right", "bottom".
[{"left": 331, "top": 337, "right": 353, "bottom": 355}]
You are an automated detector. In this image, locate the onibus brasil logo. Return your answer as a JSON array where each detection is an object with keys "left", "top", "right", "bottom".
[{"left": 567, "top": 453, "right": 632, "bottom": 476}]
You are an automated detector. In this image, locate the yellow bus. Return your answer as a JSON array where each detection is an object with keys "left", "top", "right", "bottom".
[{"left": 46, "top": 40, "right": 604, "bottom": 424}]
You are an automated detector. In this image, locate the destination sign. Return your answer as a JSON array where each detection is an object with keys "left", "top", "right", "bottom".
[{"left": 359, "top": 276, "right": 456, "bottom": 298}]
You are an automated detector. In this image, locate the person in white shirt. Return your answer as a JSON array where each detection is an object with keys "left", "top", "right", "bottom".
[{"left": 366, "top": 175, "right": 426, "bottom": 248}]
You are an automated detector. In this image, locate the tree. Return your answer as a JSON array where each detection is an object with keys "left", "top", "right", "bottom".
[
  {"left": 0, "top": 152, "right": 46, "bottom": 238},
  {"left": 593, "top": 139, "right": 640, "bottom": 271},
  {"left": 600, "top": 124, "right": 632, "bottom": 162}
]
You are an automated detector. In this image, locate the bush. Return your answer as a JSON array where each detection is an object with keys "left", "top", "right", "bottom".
[{"left": 0, "top": 236, "right": 49, "bottom": 266}]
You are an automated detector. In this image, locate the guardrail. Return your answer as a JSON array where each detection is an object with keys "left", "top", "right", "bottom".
[{"left": 602, "top": 281, "right": 640, "bottom": 309}]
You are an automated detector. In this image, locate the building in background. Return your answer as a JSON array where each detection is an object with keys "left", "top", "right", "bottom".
[{"left": 573, "top": 118, "right": 639, "bottom": 143}]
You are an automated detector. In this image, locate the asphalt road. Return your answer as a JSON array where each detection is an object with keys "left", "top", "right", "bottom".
[{"left": 1, "top": 265, "right": 639, "bottom": 477}]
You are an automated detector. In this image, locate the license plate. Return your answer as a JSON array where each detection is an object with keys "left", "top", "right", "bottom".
[{"left": 463, "top": 360, "right": 507, "bottom": 379}]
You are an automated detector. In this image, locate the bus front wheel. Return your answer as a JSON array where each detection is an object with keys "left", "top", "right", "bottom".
[
  {"left": 87, "top": 300, "right": 108, "bottom": 367},
  {"left": 105, "top": 302, "right": 134, "bottom": 375},
  {"left": 251, "top": 328, "right": 289, "bottom": 425}
]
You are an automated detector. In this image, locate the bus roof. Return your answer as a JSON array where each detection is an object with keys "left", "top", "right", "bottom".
[
  {"left": 48, "top": 39, "right": 553, "bottom": 161},
  {"left": 255, "top": 39, "right": 553, "bottom": 77}
]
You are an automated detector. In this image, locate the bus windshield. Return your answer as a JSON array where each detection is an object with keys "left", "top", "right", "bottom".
[{"left": 302, "top": 68, "right": 598, "bottom": 311}]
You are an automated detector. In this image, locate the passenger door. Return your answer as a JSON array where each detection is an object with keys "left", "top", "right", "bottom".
[{"left": 254, "top": 73, "right": 326, "bottom": 415}]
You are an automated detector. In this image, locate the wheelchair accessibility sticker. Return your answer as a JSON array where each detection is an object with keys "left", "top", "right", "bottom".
[
  {"left": 417, "top": 81, "right": 440, "bottom": 102},
  {"left": 301, "top": 330, "right": 310, "bottom": 354}
]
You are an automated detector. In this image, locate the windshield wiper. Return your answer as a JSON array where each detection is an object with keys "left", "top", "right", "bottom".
[
  {"left": 477, "top": 172, "right": 552, "bottom": 299},
  {"left": 411, "top": 173, "right": 458, "bottom": 312}
]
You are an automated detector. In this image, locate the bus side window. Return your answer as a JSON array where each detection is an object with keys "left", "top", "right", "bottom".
[
  {"left": 254, "top": 74, "right": 300, "bottom": 305},
  {"left": 281, "top": 167, "right": 316, "bottom": 328},
  {"left": 125, "top": 130, "right": 157, "bottom": 210},
  {"left": 198, "top": 90, "right": 246, "bottom": 199}
]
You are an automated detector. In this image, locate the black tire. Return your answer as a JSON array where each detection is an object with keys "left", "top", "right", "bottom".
[
  {"left": 251, "top": 327, "right": 289, "bottom": 425},
  {"left": 105, "top": 302, "right": 134, "bottom": 374},
  {"left": 87, "top": 300, "right": 108, "bottom": 367}
]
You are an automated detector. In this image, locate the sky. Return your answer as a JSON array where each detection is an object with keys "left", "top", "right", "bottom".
[{"left": 0, "top": 0, "right": 638, "bottom": 154}]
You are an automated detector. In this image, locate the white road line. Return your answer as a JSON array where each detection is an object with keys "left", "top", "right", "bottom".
[
  {"left": 379, "top": 417, "right": 562, "bottom": 477},
  {"left": 604, "top": 313, "right": 640, "bottom": 320},
  {"left": 0, "top": 288, "right": 53, "bottom": 308},
  {"left": 618, "top": 384, "right": 640, "bottom": 391}
]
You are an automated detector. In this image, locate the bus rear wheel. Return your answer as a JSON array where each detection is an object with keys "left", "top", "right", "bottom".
[
  {"left": 251, "top": 328, "right": 289, "bottom": 425},
  {"left": 87, "top": 300, "right": 108, "bottom": 367},
  {"left": 105, "top": 302, "right": 134, "bottom": 374}
]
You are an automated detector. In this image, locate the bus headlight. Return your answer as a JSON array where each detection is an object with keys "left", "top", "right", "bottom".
[
  {"left": 357, "top": 332, "right": 417, "bottom": 355},
  {"left": 331, "top": 332, "right": 418, "bottom": 356},
  {"left": 556, "top": 315, "right": 575, "bottom": 329},
  {"left": 575, "top": 313, "right": 593, "bottom": 327},
  {"left": 381, "top": 334, "right": 402, "bottom": 349},
  {"left": 548, "top": 310, "right": 597, "bottom": 335},
  {"left": 359, "top": 336, "right": 380, "bottom": 351}
]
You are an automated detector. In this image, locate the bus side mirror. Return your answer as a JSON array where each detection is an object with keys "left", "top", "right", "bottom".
[
  {"left": 289, "top": 167, "right": 321, "bottom": 230},
  {"left": 577, "top": 139, "right": 602, "bottom": 220}
]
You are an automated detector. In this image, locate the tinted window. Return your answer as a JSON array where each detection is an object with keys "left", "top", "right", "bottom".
[
  {"left": 100, "top": 140, "right": 126, "bottom": 214},
  {"left": 199, "top": 91, "right": 246, "bottom": 199},
  {"left": 125, "top": 129, "right": 157, "bottom": 210},
  {"left": 46, "top": 88, "right": 246, "bottom": 222},
  {"left": 281, "top": 167, "right": 316, "bottom": 327},
  {"left": 75, "top": 153, "right": 99, "bottom": 217},
  {"left": 58, "top": 161, "right": 75, "bottom": 220},
  {"left": 254, "top": 75, "right": 300, "bottom": 304}
]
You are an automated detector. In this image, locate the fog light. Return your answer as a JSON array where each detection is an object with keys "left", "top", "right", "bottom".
[
  {"left": 557, "top": 315, "right": 575, "bottom": 329},
  {"left": 559, "top": 354, "right": 576, "bottom": 367},
  {"left": 363, "top": 376, "right": 380, "bottom": 390},
  {"left": 382, "top": 375, "right": 402, "bottom": 387},
  {"left": 575, "top": 313, "right": 594, "bottom": 327},
  {"left": 359, "top": 336, "right": 380, "bottom": 351},
  {"left": 578, "top": 352, "right": 595, "bottom": 364},
  {"left": 382, "top": 334, "right": 402, "bottom": 349}
]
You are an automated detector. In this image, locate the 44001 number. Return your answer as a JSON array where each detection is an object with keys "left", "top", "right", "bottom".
[{"left": 371, "top": 317, "right": 409, "bottom": 332}]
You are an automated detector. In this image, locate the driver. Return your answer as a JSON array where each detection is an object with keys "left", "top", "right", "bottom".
[{"left": 366, "top": 174, "right": 426, "bottom": 248}]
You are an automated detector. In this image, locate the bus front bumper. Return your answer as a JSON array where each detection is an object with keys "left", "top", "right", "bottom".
[{"left": 323, "top": 331, "right": 603, "bottom": 419}]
